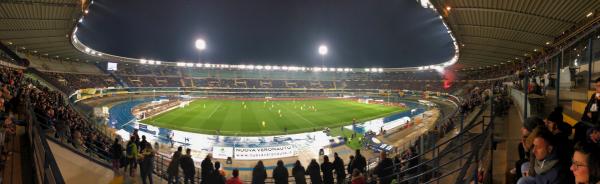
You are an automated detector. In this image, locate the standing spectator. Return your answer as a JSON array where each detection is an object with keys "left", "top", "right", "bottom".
[
  {"left": 321, "top": 155, "right": 334, "bottom": 184},
  {"left": 226, "top": 168, "right": 243, "bottom": 184},
  {"left": 201, "top": 154, "right": 214, "bottom": 184},
  {"left": 272, "top": 160, "right": 289, "bottom": 184},
  {"left": 126, "top": 136, "right": 138, "bottom": 177},
  {"left": 140, "top": 135, "right": 148, "bottom": 151},
  {"left": 167, "top": 146, "right": 183, "bottom": 184},
  {"left": 292, "top": 160, "right": 306, "bottom": 184},
  {"left": 252, "top": 160, "right": 267, "bottom": 184},
  {"left": 139, "top": 142, "right": 154, "bottom": 184},
  {"left": 351, "top": 169, "right": 366, "bottom": 184},
  {"left": 110, "top": 138, "right": 123, "bottom": 172},
  {"left": 374, "top": 152, "right": 394, "bottom": 184},
  {"left": 180, "top": 148, "right": 196, "bottom": 184},
  {"left": 352, "top": 149, "right": 367, "bottom": 173},
  {"left": 333, "top": 153, "right": 346, "bottom": 184},
  {"left": 347, "top": 155, "right": 355, "bottom": 175},
  {"left": 212, "top": 161, "right": 226, "bottom": 184},
  {"left": 307, "top": 159, "right": 323, "bottom": 184},
  {"left": 570, "top": 143, "right": 600, "bottom": 184}
]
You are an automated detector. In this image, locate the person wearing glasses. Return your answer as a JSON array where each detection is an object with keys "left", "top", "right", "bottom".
[{"left": 571, "top": 143, "right": 600, "bottom": 184}]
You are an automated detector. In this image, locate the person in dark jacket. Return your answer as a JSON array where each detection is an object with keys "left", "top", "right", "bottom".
[
  {"left": 139, "top": 142, "right": 154, "bottom": 184},
  {"left": 201, "top": 154, "right": 214, "bottom": 184},
  {"left": 292, "top": 160, "right": 307, "bottom": 184},
  {"left": 321, "top": 155, "right": 335, "bottom": 184},
  {"left": 167, "top": 146, "right": 183, "bottom": 184},
  {"left": 110, "top": 138, "right": 123, "bottom": 172},
  {"left": 333, "top": 152, "right": 346, "bottom": 184},
  {"left": 307, "top": 159, "right": 323, "bottom": 184},
  {"left": 352, "top": 149, "right": 367, "bottom": 173},
  {"left": 180, "top": 148, "right": 196, "bottom": 184},
  {"left": 374, "top": 152, "right": 394, "bottom": 184},
  {"left": 252, "top": 160, "right": 267, "bottom": 184},
  {"left": 579, "top": 77, "right": 600, "bottom": 143},
  {"left": 347, "top": 155, "right": 355, "bottom": 175},
  {"left": 212, "top": 161, "right": 226, "bottom": 184},
  {"left": 272, "top": 160, "right": 289, "bottom": 184}
]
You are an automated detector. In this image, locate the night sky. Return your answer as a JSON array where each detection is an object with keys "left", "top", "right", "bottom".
[{"left": 77, "top": 0, "right": 454, "bottom": 68}]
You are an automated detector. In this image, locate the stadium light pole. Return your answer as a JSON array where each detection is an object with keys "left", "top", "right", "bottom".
[
  {"left": 195, "top": 38, "right": 206, "bottom": 62},
  {"left": 318, "top": 45, "right": 328, "bottom": 67}
]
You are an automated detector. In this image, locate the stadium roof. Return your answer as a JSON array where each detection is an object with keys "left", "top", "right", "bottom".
[
  {"left": 430, "top": 0, "right": 600, "bottom": 68},
  {"left": 0, "top": 0, "right": 458, "bottom": 69},
  {"left": 0, "top": 0, "right": 101, "bottom": 63}
]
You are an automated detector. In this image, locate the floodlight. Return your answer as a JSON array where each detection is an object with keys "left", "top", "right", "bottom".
[
  {"left": 318, "top": 45, "right": 328, "bottom": 56},
  {"left": 195, "top": 39, "right": 206, "bottom": 51},
  {"left": 155, "top": 61, "right": 161, "bottom": 65}
]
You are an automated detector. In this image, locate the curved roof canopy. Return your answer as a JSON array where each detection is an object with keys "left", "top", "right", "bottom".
[{"left": 431, "top": 0, "right": 600, "bottom": 68}]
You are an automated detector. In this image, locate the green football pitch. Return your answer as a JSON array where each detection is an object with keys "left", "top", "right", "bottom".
[{"left": 141, "top": 99, "right": 406, "bottom": 136}]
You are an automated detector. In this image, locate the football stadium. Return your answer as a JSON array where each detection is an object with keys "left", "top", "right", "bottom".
[{"left": 1, "top": 0, "right": 600, "bottom": 184}]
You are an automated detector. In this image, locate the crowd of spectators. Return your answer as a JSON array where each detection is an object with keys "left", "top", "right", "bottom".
[{"left": 511, "top": 78, "right": 600, "bottom": 184}]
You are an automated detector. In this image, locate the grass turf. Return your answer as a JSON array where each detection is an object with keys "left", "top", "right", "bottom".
[{"left": 141, "top": 99, "right": 406, "bottom": 136}]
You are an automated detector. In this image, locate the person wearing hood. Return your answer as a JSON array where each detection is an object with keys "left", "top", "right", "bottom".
[
  {"left": 292, "top": 160, "right": 307, "bottom": 184},
  {"left": 321, "top": 155, "right": 334, "bottom": 184},
  {"left": 545, "top": 107, "right": 574, "bottom": 164},
  {"left": 272, "top": 160, "right": 289, "bottom": 184},
  {"left": 251, "top": 160, "right": 267, "bottom": 184},
  {"left": 332, "top": 153, "right": 346, "bottom": 184},
  {"left": 518, "top": 129, "right": 574, "bottom": 184},
  {"left": 307, "top": 159, "right": 323, "bottom": 184}
]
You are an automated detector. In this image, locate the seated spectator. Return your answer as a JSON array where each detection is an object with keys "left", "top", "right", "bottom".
[
  {"left": 570, "top": 142, "right": 600, "bottom": 184},
  {"left": 512, "top": 117, "right": 544, "bottom": 180},
  {"left": 578, "top": 77, "right": 600, "bottom": 143},
  {"left": 518, "top": 129, "right": 573, "bottom": 184},
  {"left": 226, "top": 168, "right": 243, "bottom": 184}
]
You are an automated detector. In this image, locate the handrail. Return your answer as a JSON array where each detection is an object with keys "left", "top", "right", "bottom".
[{"left": 25, "top": 99, "right": 65, "bottom": 184}]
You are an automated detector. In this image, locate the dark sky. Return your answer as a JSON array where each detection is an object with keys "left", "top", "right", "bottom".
[{"left": 77, "top": 0, "right": 454, "bottom": 68}]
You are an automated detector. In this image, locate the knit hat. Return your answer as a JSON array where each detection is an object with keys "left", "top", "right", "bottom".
[
  {"left": 546, "top": 107, "right": 564, "bottom": 124},
  {"left": 523, "top": 117, "right": 543, "bottom": 132}
]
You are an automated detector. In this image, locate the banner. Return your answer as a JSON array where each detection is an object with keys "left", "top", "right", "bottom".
[
  {"left": 234, "top": 145, "right": 296, "bottom": 160},
  {"left": 212, "top": 146, "right": 234, "bottom": 159}
]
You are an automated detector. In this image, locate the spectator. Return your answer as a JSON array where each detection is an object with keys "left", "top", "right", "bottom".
[
  {"left": 545, "top": 107, "right": 574, "bottom": 163},
  {"left": 140, "top": 135, "right": 148, "bottom": 151},
  {"left": 139, "top": 142, "right": 154, "bottom": 184},
  {"left": 375, "top": 152, "right": 394, "bottom": 184},
  {"left": 212, "top": 161, "right": 226, "bottom": 184},
  {"left": 226, "top": 168, "right": 243, "bottom": 184},
  {"left": 272, "top": 160, "right": 289, "bottom": 184},
  {"left": 332, "top": 153, "right": 346, "bottom": 184},
  {"left": 180, "top": 148, "right": 196, "bottom": 184},
  {"left": 307, "top": 159, "right": 323, "bottom": 184},
  {"left": 578, "top": 77, "right": 600, "bottom": 143},
  {"left": 292, "top": 160, "right": 307, "bottom": 184},
  {"left": 167, "top": 146, "right": 183, "bottom": 184},
  {"left": 201, "top": 154, "right": 214, "bottom": 184},
  {"left": 251, "top": 160, "right": 267, "bottom": 184},
  {"left": 110, "top": 138, "right": 123, "bottom": 172},
  {"left": 518, "top": 130, "right": 573, "bottom": 184},
  {"left": 346, "top": 155, "right": 354, "bottom": 175},
  {"left": 512, "top": 117, "right": 544, "bottom": 179},
  {"left": 351, "top": 169, "right": 366, "bottom": 184},
  {"left": 126, "top": 136, "right": 138, "bottom": 177},
  {"left": 351, "top": 149, "right": 367, "bottom": 173},
  {"left": 570, "top": 142, "right": 600, "bottom": 184},
  {"left": 587, "top": 127, "right": 600, "bottom": 147},
  {"left": 321, "top": 155, "right": 334, "bottom": 184}
]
